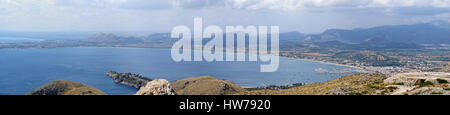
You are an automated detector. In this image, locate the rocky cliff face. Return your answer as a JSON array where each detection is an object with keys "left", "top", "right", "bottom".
[
  {"left": 136, "top": 79, "right": 176, "bottom": 95},
  {"left": 28, "top": 80, "right": 106, "bottom": 95}
]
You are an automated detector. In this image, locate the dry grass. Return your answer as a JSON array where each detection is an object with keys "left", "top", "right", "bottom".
[
  {"left": 171, "top": 76, "right": 247, "bottom": 95},
  {"left": 237, "top": 74, "right": 387, "bottom": 95},
  {"left": 28, "top": 80, "right": 106, "bottom": 95}
]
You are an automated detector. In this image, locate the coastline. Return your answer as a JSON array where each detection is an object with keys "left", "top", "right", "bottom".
[{"left": 286, "top": 57, "right": 364, "bottom": 70}]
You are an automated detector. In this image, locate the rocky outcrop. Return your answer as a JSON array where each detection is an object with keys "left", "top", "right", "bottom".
[
  {"left": 136, "top": 79, "right": 176, "bottom": 95},
  {"left": 106, "top": 71, "right": 152, "bottom": 89},
  {"left": 384, "top": 72, "right": 450, "bottom": 86},
  {"left": 384, "top": 72, "right": 450, "bottom": 95},
  {"left": 28, "top": 80, "right": 106, "bottom": 95},
  {"left": 170, "top": 76, "right": 247, "bottom": 95},
  {"left": 407, "top": 87, "right": 450, "bottom": 95}
]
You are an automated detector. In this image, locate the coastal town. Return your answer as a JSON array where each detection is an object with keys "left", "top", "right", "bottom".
[{"left": 280, "top": 50, "right": 447, "bottom": 75}]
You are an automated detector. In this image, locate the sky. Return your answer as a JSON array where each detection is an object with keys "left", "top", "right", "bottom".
[{"left": 0, "top": 0, "right": 450, "bottom": 33}]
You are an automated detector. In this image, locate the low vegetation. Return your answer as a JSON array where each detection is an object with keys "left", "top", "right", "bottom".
[
  {"left": 28, "top": 80, "right": 106, "bottom": 95},
  {"left": 420, "top": 81, "right": 434, "bottom": 87},
  {"left": 436, "top": 79, "right": 448, "bottom": 84},
  {"left": 395, "top": 83, "right": 404, "bottom": 85},
  {"left": 384, "top": 72, "right": 450, "bottom": 95},
  {"left": 237, "top": 73, "right": 388, "bottom": 95},
  {"left": 171, "top": 76, "right": 247, "bottom": 95}
]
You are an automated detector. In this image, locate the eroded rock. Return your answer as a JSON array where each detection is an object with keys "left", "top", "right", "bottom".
[
  {"left": 384, "top": 72, "right": 450, "bottom": 95},
  {"left": 136, "top": 79, "right": 176, "bottom": 95},
  {"left": 384, "top": 72, "right": 450, "bottom": 86}
]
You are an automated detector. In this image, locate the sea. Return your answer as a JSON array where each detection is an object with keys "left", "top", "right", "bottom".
[{"left": 0, "top": 47, "right": 358, "bottom": 95}]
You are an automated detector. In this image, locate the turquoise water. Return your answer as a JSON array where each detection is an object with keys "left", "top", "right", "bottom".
[{"left": 0, "top": 47, "right": 356, "bottom": 95}]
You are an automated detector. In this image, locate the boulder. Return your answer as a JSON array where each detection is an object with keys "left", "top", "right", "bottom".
[{"left": 136, "top": 79, "right": 176, "bottom": 95}]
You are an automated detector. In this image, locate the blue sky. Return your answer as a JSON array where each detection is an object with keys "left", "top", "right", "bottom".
[{"left": 1, "top": 0, "right": 450, "bottom": 33}]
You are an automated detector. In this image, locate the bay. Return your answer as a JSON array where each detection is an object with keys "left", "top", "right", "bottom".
[{"left": 0, "top": 47, "right": 357, "bottom": 95}]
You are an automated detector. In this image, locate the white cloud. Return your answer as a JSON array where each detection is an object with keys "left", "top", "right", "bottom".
[
  {"left": 224, "top": 0, "right": 450, "bottom": 10},
  {"left": 3, "top": 0, "right": 450, "bottom": 11},
  {"left": 0, "top": 0, "right": 449, "bottom": 32}
]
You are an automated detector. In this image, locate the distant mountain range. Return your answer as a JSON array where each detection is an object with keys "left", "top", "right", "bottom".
[
  {"left": 0, "top": 30, "right": 93, "bottom": 40},
  {"left": 304, "top": 20, "right": 450, "bottom": 45},
  {"left": 79, "top": 20, "right": 450, "bottom": 50},
  {"left": 83, "top": 33, "right": 177, "bottom": 44}
]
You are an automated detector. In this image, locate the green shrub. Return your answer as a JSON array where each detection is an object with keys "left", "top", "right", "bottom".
[
  {"left": 436, "top": 79, "right": 448, "bottom": 84},
  {"left": 346, "top": 92, "right": 363, "bottom": 95},
  {"left": 387, "top": 86, "right": 398, "bottom": 90},
  {"left": 367, "top": 84, "right": 380, "bottom": 89},
  {"left": 444, "top": 88, "right": 450, "bottom": 91},
  {"left": 431, "top": 92, "right": 443, "bottom": 95},
  {"left": 361, "top": 91, "right": 369, "bottom": 94},
  {"left": 420, "top": 81, "right": 434, "bottom": 87},
  {"left": 395, "top": 83, "right": 404, "bottom": 85},
  {"left": 374, "top": 81, "right": 383, "bottom": 84}
]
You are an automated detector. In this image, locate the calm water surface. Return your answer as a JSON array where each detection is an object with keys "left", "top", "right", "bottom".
[{"left": 0, "top": 47, "right": 357, "bottom": 95}]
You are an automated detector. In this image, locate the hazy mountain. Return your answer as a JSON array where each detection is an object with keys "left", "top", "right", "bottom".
[
  {"left": 0, "top": 30, "right": 92, "bottom": 40},
  {"left": 305, "top": 20, "right": 450, "bottom": 44},
  {"left": 83, "top": 33, "right": 177, "bottom": 44},
  {"left": 81, "top": 21, "right": 449, "bottom": 50}
]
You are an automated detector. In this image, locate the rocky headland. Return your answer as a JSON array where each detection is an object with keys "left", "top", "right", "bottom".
[{"left": 106, "top": 71, "right": 152, "bottom": 89}]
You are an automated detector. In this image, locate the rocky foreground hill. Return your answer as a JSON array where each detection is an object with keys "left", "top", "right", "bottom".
[
  {"left": 238, "top": 73, "right": 388, "bottom": 95},
  {"left": 239, "top": 72, "right": 449, "bottom": 95},
  {"left": 29, "top": 72, "right": 449, "bottom": 95},
  {"left": 28, "top": 80, "right": 106, "bottom": 95},
  {"left": 384, "top": 72, "right": 450, "bottom": 95},
  {"left": 170, "top": 76, "right": 247, "bottom": 95}
]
